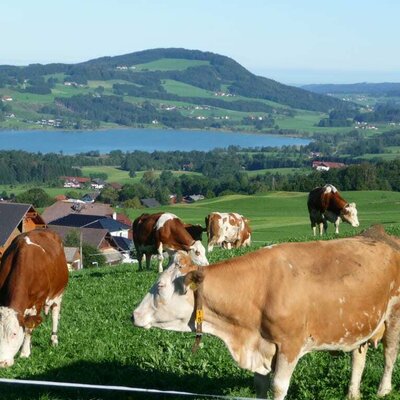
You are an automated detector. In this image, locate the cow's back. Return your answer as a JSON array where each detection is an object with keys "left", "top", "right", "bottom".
[{"left": 0, "top": 229, "right": 68, "bottom": 312}]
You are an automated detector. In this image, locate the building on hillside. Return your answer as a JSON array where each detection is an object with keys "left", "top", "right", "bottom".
[
  {"left": 0, "top": 202, "right": 46, "bottom": 258},
  {"left": 48, "top": 226, "right": 127, "bottom": 266},
  {"left": 312, "top": 161, "right": 346, "bottom": 171},
  {"left": 64, "top": 247, "right": 82, "bottom": 271},
  {"left": 183, "top": 194, "right": 205, "bottom": 203},
  {"left": 140, "top": 198, "right": 161, "bottom": 208},
  {"left": 42, "top": 200, "right": 114, "bottom": 224},
  {"left": 48, "top": 214, "right": 131, "bottom": 238}
]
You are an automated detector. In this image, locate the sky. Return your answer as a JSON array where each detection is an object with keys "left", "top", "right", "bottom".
[{"left": 1, "top": 0, "right": 399, "bottom": 85}]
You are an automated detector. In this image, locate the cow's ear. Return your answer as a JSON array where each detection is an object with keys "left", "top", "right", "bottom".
[
  {"left": 350, "top": 202, "right": 356, "bottom": 208},
  {"left": 184, "top": 270, "right": 204, "bottom": 291},
  {"left": 23, "top": 315, "right": 43, "bottom": 330}
]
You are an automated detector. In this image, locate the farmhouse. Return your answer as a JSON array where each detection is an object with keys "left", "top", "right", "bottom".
[
  {"left": 312, "top": 161, "right": 346, "bottom": 171},
  {"left": 42, "top": 200, "right": 114, "bottom": 223},
  {"left": 0, "top": 202, "right": 46, "bottom": 258}
]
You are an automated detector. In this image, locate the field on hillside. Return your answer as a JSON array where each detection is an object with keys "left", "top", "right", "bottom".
[{"left": 125, "top": 190, "right": 400, "bottom": 243}]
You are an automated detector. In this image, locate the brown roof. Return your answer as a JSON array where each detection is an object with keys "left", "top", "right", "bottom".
[
  {"left": 42, "top": 201, "right": 114, "bottom": 224},
  {"left": 48, "top": 225, "right": 114, "bottom": 249}
]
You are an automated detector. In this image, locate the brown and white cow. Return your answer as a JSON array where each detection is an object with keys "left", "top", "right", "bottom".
[
  {"left": 132, "top": 212, "right": 208, "bottom": 273},
  {"left": 0, "top": 229, "right": 68, "bottom": 367},
  {"left": 205, "top": 212, "right": 252, "bottom": 252},
  {"left": 133, "top": 225, "right": 400, "bottom": 400},
  {"left": 307, "top": 184, "right": 359, "bottom": 235}
]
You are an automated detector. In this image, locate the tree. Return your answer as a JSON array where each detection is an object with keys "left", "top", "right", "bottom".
[{"left": 16, "top": 188, "right": 53, "bottom": 208}]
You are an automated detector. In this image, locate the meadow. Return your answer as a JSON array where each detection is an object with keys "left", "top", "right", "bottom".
[{"left": 1, "top": 190, "right": 400, "bottom": 399}]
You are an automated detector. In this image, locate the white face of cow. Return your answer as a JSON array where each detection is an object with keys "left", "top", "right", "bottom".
[
  {"left": 341, "top": 203, "right": 360, "bottom": 227},
  {"left": 0, "top": 307, "right": 24, "bottom": 368},
  {"left": 189, "top": 240, "right": 209, "bottom": 266},
  {"left": 133, "top": 252, "right": 195, "bottom": 332}
]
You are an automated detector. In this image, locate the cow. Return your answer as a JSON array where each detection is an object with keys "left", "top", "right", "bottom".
[
  {"left": 132, "top": 212, "right": 208, "bottom": 273},
  {"left": 0, "top": 229, "right": 68, "bottom": 368},
  {"left": 307, "top": 184, "right": 359, "bottom": 236},
  {"left": 205, "top": 212, "right": 252, "bottom": 252},
  {"left": 133, "top": 225, "right": 400, "bottom": 400}
]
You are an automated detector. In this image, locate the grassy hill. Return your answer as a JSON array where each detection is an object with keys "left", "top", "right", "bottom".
[{"left": 0, "top": 48, "right": 357, "bottom": 133}]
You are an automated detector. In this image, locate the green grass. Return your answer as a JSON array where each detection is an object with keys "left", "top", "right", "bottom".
[{"left": 1, "top": 191, "right": 400, "bottom": 399}]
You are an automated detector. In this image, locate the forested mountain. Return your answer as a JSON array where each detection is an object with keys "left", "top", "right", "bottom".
[
  {"left": 302, "top": 82, "right": 400, "bottom": 96},
  {"left": 0, "top": 48, "right": 354, "bottom": 133}
]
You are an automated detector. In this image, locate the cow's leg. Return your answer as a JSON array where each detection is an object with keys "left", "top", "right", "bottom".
[
  {"left": 50, "top": 295, "right": 63, "bottom": 346},
  {"left": 272, "top": 352, "right": 298, "bottom": 400},
  {"left": 157, "top": 243, "right": 164, "bottom": 273},
  {"left": 312, "top": 225, "right": 317, "bottom": 236},
  {"left": 20, "top": 329, "right": 33, "bottom": 358},
  {"left": 347, "top": 343, "right": 368, "bottom": 399},
  {"left": 145, "top": 253, "right": 151, "bottom": 270},
  {"left": 334, "top": 218, "right": 341, "bottom": 234},
  {"left": 378, "top": 315, "right": 400, "bottom": 397},
  {"left": 319, "top": 222, "right": 324, "bottom": 235}
]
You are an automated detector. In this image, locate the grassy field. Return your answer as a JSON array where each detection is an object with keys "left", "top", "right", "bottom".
[
  {"left": 133, "top": 58, "right": 211, "bottom": 71},
  {"left": 1, "top": 191, "right": 400, "bottom": 399}
]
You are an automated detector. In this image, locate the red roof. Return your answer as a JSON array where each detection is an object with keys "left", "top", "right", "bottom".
[
  {"left": 61, "top": 176, "right": 91, "bottom": 183},
  {"left": 312, "top": 161, "right": 345, "bottom": 169}
]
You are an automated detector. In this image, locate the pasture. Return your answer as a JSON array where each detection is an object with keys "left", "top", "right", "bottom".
[{"left": 1, "top": 190, "right": 400, "bottom": 399}]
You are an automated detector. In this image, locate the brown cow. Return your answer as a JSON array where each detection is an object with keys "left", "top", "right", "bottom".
[
  {"left": 132, "top": 212, "right": 208, "bottom": 273},
  {"left": 0, "top": 229, "right": 68, "bottom": 367},
  {"left": 133, "top": 225, "right": 400, "bottom": 400},
  {"left": 205, "top": 212, "right": 252, "bottom": 252},
  {"left": 307, "top": 184, "right": 359, "bottom": 235}
]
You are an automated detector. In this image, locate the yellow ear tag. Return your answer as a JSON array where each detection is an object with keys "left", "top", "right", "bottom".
[
  {"left": 196, "top": 309, "right": 204, "bottom": 323},
  {"left": 189, "top": 282, "right": 198, "bottom": 290}
]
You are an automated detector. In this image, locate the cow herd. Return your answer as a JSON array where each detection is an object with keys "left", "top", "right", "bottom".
[{"left": 3, "top": 184, "right": 399, "bottom": 400}]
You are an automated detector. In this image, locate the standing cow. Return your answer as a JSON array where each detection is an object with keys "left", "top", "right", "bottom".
[
  {"left": 205, "top": 212, "right": 252, "bottom": 252},
  {"left": 0, "top": 229, "right": 68, "bottom": 367},
  {"left": 133, "top": 225, "right": 400, "bottom": 399},
  {"left": 307, "top": 184, "right": 359, "bottom": 235},
  {"left": 132, "top": 212, "right": 208, "bottom": 273}
]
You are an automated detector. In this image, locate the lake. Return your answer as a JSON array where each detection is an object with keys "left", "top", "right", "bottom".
[{"left": 0, "top": 128, "right": 310, "bottom": 154}]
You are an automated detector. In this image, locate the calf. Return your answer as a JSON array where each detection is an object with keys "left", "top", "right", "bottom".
[
  {"left": 205, "top": 212, "right": 252, "bottom": 252},
  {"left": 0, "top": 229, "right": 68, "bottom": 367},
  {"left": 307, "top": 184, "right": 359, "bottom": 235},
  {"left": 132, "top": 212, "right": 208, "bottom": 273}
]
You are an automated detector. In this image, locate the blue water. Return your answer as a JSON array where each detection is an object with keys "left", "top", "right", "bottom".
[{"left": 0, "top": 128, "right": 310, "bottom": 154}]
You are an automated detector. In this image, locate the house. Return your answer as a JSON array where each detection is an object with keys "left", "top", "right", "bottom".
[
  {"left": 312, "top": 161, "right": 346, "bottom": 171},
  {"left": 64, "top": 247, "right": 82, "bottom": 271},
  {"left": 48, "top": 226, "right": 124, "bottom": 266},
  {"left": 42, "top": 200, "right": 114, "bottom": 224},
  {"left": 81, "top": 192, "right": 100, "bottom": 203},
  {"left": 91, "top": 178, "right": 106, "bottom": 190},
  {"left": 0, "top": 202, "right": 47, "bottom": 258},
  {"left": 48, "top": 214, "right": 131, "bottom": 238},
  {"left": 140, "top": 198, "right": 161, "bottom": 208},
  {"left": 183, "top": 194, "right": 205, "bottom": 203},
  {"left": 61, "top": 176, "right": 91, "bottom": 189}
]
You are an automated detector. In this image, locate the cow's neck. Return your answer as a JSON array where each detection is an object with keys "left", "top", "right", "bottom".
[
  {"left": 327, "top": 195, "right": 347, "bottom": 213},
  {"left": 195, "top": 260, "right": 276, "bottom": 374}
]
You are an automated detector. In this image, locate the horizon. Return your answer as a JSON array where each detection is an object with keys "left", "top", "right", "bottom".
[{"left": 1, "top": 1, "right": 399, "bottom": 86}]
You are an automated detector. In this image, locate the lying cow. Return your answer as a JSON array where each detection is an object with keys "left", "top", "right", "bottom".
[
  {"left": 133, "top": 225, "right": 400, "bottom": 400},
  {"left": 307, "top": 184, "right": 359, "bottom": 235},
  {"left": 132, "top": 212, "right": 208, "bottom": 273},
  {"left": 0, "top": 230, "right": 68, "bottom": 367},
  {"left": 205, "top": 212, "right": 252, "bottom": 252}
]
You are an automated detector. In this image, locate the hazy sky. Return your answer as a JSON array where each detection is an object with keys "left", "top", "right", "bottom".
[{"left": 1, "top": 0, "right": 399, "bottom": 85}]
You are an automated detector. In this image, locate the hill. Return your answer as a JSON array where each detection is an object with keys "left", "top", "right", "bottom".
[
  {"left": 0, "top": 48, "right": 355, "bottom": 132},
  {"left": 302, "top": 82, "right": 400, "bottom": 96}
]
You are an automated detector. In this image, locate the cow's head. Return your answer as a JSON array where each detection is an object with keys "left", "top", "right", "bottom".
[
  {"left": 189, "top": 240, "right": 209, "bottom": 266},
  {"left": 341, "top": 203, "right": 359, "bottom": 227},
  {"left": 0, "top": 307, "right": 42, "bottom": 367},
  {"left": 133, "top": 251, "right": 202, "bottom": 332}
]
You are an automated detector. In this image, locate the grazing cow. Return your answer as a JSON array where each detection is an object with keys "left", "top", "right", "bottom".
[
  {"left": 205, "top": 212, "right": 252, "bottom": 252},
  {"left": 0, "top": 230, "right": 68, "bottom": 368},
  {"left": 132, "top": 212, "right": 208, "bottom": 273},
  {"left": 307, "top": 184, "right": 359, "bottom": 235},
  {"left": 133, "top": 225, "right": 400, "bottom": 400}
]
